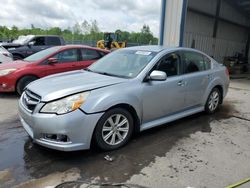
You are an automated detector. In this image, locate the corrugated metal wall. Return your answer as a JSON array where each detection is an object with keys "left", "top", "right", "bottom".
[
  {"left": 185, "top": 0, "right": 249, "bottom": 63},
  {"left": 184, "top": 32, "right": 245, "bottom": 63},
  {"left": 188, "top": 0, "right": 217, "bottom": 15},
  {"left": 185, "top": 11, "right": 214, "bottom": 36},
  {"left": 220, "top": 0, "right": 249, "bottom": 27}
]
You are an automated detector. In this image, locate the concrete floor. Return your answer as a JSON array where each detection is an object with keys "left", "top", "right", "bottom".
[{"left": 0, "top": 79, "right": 249, "bottom": 188}]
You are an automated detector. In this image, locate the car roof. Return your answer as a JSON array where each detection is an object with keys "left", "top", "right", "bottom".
[
  {"left": 55, "top": 45, "right": 110, "bottom": 52},
  {"left": 122, "top": 45, "right": 207, "bottom": 55},
  {"left": 32, "top": 35, "right": 62, "bottom": 37},
  {"left": 123, "top": 45, "right": 167, "bottom": 52}
]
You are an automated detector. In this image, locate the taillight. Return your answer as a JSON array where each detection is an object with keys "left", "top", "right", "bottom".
[{"left": 225, "top": 67, "right": 230, "bottom": 79}]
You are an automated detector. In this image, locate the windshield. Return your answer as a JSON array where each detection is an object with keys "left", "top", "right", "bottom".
[
  {"left": 88, "top": 50, "right": 156, "bottom": 78},
  {"left": 24, "top": 46, "right": 61, "bottom": 62},
  {"left": 12, "top": 35, "right": 34, "bottom": 44},
  {"left": 0, "top": 46, "right": 8, "bottom": 53}
]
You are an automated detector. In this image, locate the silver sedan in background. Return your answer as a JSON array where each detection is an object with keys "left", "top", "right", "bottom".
[
  {"left": 0, "top": 46, "right": 13, "bottom": 64},
  {"left": 18, "top": 46, "right": 229, "bottom": 151}
]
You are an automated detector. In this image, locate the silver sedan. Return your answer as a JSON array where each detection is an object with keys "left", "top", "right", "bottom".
[
  {"left": 0, "top": 46, "right": 13, "bottom": 64},
  {"left": 18, "top": 46, "right": 229, "bottom": 151}
]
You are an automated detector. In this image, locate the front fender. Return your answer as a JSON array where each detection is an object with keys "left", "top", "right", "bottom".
[{"left": 81, "top": 83, "right": 143, "bottom": 119}]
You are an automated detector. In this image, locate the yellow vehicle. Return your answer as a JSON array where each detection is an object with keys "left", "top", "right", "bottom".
[{"left": 97, "top": 32, "right": 126, "bottom": 50}]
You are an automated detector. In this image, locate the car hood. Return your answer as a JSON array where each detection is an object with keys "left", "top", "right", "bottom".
[
  {"left": 0, "top": 60, "right": 33, "bottom": 70},
  {"left": 1, "top": 43, "right": 22, "bottom": 49},
  {"left": 27, "top": 70, "right": 128, "bottom": 102}
]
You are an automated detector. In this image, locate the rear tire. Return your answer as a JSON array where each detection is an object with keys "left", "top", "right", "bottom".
[
  {"left": 205, "top": 88, "right": 221, "bottom": 114},
  {"left": 94, "top": 108, "right": 134, "bottom": 151},
  {"left": 13, "top": 54, "right": 23, "bottom": 60},
  {"left": 16, "top": 76, "right": 37, "bottom": 95}
]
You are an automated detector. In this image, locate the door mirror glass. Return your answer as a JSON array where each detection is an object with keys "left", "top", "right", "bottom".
[
  {"left": 28, "top": 41, "right": 35, "bottom": 46},
  {"left": 48, "top": 57, "right": 58, "bottom": 64},
  {"left": 149, "top": 70, "right": 167, "bottom": 81}
]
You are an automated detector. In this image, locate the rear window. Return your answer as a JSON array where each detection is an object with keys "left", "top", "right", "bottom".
[
  {"left": 46, "top": 37, "right": 61, "bottom": 45},
  {"left": 183, "top": 51, "right": 211, "bottom": 73},
  {"left": 99, "top": 51, "right": 109, "bottom": 57},
  {"left": 81, "top": 49, "right": 101, "bottom": 60},
  {"left": 203, "top": 55, "right": 211, "bottom": 70}
]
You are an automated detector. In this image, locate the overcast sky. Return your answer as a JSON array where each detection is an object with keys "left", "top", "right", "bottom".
[{"left": 0, "top": 0, "right": 161, "bottom": 37}]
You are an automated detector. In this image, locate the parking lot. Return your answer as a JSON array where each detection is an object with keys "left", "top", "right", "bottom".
[{"left": 0, "top": 78, "right": 249, "bottom": 188}]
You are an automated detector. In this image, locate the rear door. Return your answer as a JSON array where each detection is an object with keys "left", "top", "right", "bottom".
[
  {"left": 142, "top": 51, "right": 186, "bottom": 123},
  {"left": 181, "top": 50, "right": 212, "bottom": 108},
  {"left": 40, "top": 48, "right": 81, "bottom": 77},
  {"left": 45, "top": 37, "right": 62, "bottom": 47},
  {"left": 78, "top": 48, "right": 103, "bottom": 68}
]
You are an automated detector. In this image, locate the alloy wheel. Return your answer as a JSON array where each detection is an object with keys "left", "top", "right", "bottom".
[
  {"left": 208, "top": 90, "right": 220, "bottom": 111},
  {"left": 102, "top": 114, "right": 129, "bottom": 146}
]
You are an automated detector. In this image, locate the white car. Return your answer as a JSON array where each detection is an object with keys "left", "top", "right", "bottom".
[{"left": 0, "top": 46, "right": 13, "bottom": 64}]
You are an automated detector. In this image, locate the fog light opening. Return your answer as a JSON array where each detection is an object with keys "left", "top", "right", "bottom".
[
  {"left": 43, "top": 134, "right": 70, "bottom": 142},
  {"left": 1, "top": 83, "right": 7, "bottom": 88}
]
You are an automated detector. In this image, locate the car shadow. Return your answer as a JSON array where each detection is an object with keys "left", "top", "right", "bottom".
[
  {"left": 0, "top": 92, "right": 19, "bottom": 99},
  {"left": 0, "top": 101, "right": 236, "bottom": 187},
  {"left": 16, "top": 103, "right": 236, "bottom": 184}
]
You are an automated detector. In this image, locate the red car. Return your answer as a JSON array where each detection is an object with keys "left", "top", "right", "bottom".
[{"left": 0, "top": 45, "right": 109, "bottom": 94}]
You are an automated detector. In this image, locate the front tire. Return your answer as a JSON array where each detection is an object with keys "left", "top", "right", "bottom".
[
  {"left": 16, "top": 76, "right": 37, "bottom": 95},
  {"left": 205, "top": 88, "right": 221, "bottom": 114},
  {"left": 94, "top": 108, "right": 134, "bottom": 151}
]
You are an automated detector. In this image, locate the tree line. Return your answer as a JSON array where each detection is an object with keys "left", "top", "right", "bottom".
[{"left": 0, "top": 20, "right": 158, "bottom": 45}]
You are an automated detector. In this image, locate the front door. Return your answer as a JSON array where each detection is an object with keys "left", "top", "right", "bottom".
[
  {"left": 28, "top": 37, "right": 47, "bottom": 55},
  {"left": 142, "top": 52, "right": 186, "bottom": 123},
  {"left": 41, "top": 48, "right": 81, "bottom": 77}
]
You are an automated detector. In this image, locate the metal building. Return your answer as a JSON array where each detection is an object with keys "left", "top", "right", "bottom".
[{"left": 160, "top": 0, "right": 250, "bottom": 66}]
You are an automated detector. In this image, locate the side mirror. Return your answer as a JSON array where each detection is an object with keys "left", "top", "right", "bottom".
[
  {"left": 48, "top": 58, "right": 58, "bottom": 64},
  {"left": 149, "top": 70, "right": 167, "bottom": 81},
  {"left": 28, "top": 41, "right": 35, "bottom": 46}
]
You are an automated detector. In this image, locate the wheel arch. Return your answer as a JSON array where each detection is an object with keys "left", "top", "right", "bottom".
[
  {"left": 106, "top": 103, "right": 141, "bottom": 133},
  {"left": 15, "top": 74, "right": 40, "bottom": 91},
  {"left": 203, "top": 76, "right": 225, "bottom": 105},
  {"left": 213, "top": 85, "right": 223, "bottom": 104},
  {"left": 12, "top": 53, "right": 24, "bottom": 59},
  {"left": 90, "top": 102, "right": 141, "bottom": 149}
]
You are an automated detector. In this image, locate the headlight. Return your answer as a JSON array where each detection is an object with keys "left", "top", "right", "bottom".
[
  {"left": 40, "top": 92, "right": 90, "bottom": 115},
  {"left": 0, "top": 68, "right": 17, "bottom": 76}
]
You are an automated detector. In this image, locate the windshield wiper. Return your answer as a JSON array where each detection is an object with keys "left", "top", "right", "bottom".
[
  {"left": 96, "top": 72, "right": 129, "bottom": 78},
  {"left": 84, "top": 68, "right": 129, "bottom": 78},
  {"left": 84, "top": 68, "right": 94, "bottom": 72}
]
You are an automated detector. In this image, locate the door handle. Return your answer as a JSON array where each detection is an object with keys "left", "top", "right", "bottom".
[
  {"left": 207, "top": 74, "right": 213, "bottom": 80},
  {"left": 177, "top": 80, "right": 185, "bottom": 86}
]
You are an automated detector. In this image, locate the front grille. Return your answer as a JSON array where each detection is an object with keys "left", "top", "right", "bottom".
[{"left": 22, "top": 90, "right": 41, "bottom": 113}]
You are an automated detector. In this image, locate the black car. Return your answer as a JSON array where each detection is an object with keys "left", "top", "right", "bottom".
[{"left": 2, "top": 35, "right": 65, "bottom": 60}]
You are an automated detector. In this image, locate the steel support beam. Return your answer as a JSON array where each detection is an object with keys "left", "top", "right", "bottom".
[
  {"left": 159, "top": 0, "right": 188, "bottom": 47},
  {"left": 213, "top": 0, "right": 221, "bottom": 38},
  {"left": 245, "top": 30, "right": 250, "bottom": 60}
]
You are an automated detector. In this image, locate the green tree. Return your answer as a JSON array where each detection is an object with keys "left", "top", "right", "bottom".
[{"left": 0, "top": 22, "right": 158, "bottom": 45}]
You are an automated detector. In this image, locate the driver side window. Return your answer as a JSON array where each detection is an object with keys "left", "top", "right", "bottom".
[
  {"left": 155, "top": 52, "right": 180, "bottom": 77},
  {"left": 52, "top": 49, "right": 78, "bottom": 63}
]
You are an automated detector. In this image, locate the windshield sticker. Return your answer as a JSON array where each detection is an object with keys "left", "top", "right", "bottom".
[{"left": 135, "top": 51, "right": 152, "bottom": 56}]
